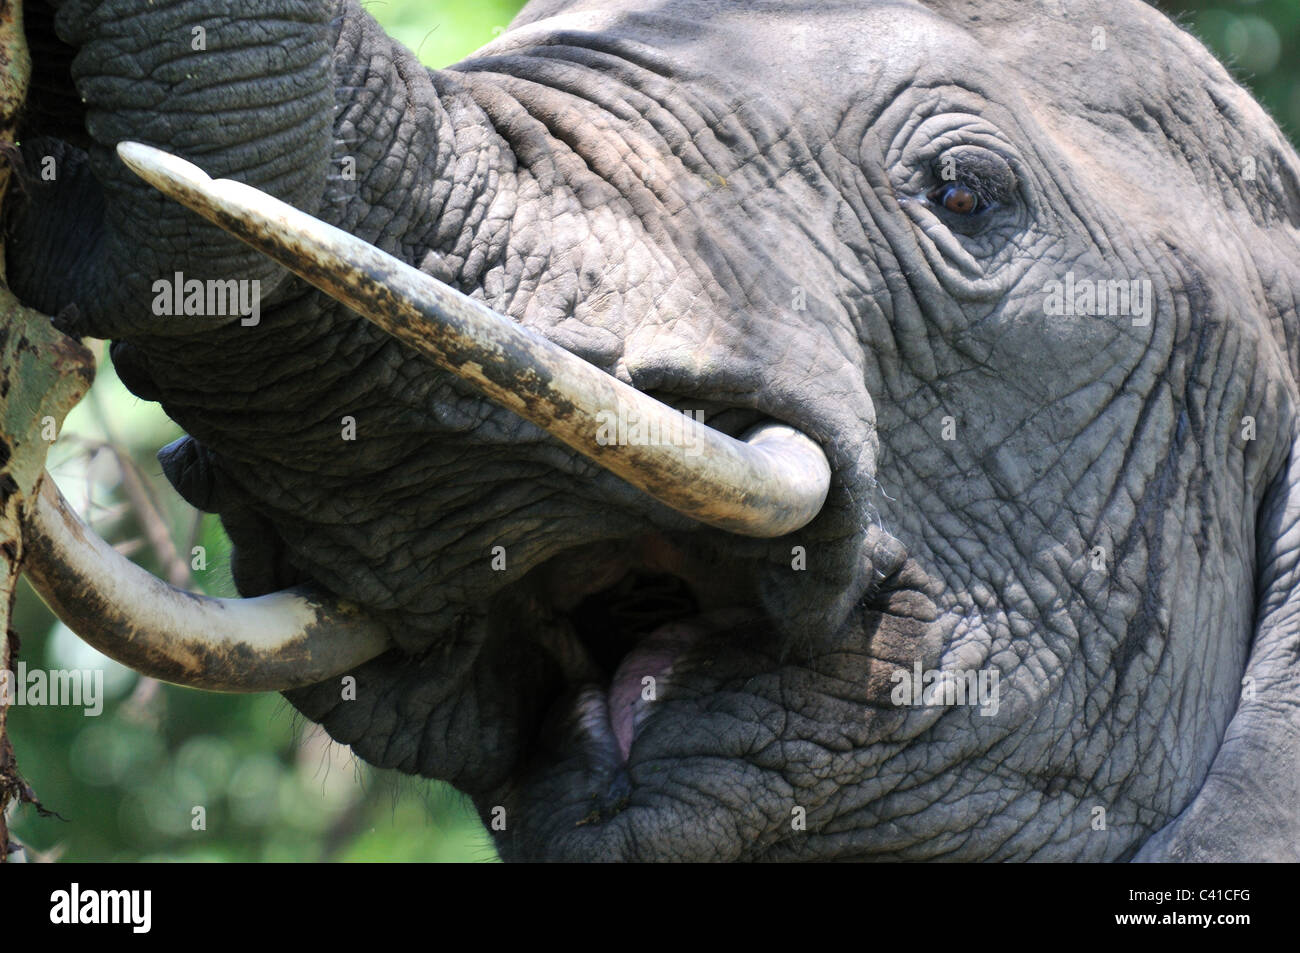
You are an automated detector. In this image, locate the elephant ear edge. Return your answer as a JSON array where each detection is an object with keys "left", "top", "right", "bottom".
[{"left": 1134, "top": 436, "right": 1300, "bottom": 862}]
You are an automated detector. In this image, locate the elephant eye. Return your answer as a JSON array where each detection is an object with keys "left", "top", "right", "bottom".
[
  {"left": 932, "top": 184, "right": 979, "bottom": 215},
  {"left": 926, "top": 147, "right": 1017, "bottom": 219}
]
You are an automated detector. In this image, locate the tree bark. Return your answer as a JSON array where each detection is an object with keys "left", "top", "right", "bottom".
[{"left": 0, "top": 0, "right": 95, "bottom": 862}]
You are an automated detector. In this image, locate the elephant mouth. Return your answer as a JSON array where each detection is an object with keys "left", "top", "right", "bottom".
[
  {"left": 516, "top": 533, "right": 763, "bottom": 765},
  {"left": 479, "top": 522, "right": 930, "bottom": 857}
]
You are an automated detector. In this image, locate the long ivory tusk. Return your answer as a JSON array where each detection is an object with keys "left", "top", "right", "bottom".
[
  {"left": 116, "top": 142, "right": 831, "bottom": 538},
  {"left": 22, "top": 475, "right": 391, "bottom": 692}
]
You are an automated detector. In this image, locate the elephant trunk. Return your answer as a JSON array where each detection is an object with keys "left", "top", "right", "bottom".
[{"left": 8, "top": 0, "right": 338, "bottom": 335}]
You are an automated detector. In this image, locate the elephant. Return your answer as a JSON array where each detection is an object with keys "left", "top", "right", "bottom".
[{"left": 6, "top": 0, "right": 1300, "bottom": 862}]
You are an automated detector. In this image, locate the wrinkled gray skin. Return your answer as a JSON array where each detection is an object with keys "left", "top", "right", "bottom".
[{"left": 8, "top": 0, "right": 1300, "bottom": 861}]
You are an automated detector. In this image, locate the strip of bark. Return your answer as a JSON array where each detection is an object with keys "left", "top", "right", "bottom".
[{"left": 0, "top": 0, "right": 96, "bottom": 861}]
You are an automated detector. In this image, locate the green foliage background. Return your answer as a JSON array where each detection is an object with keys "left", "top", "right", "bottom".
[
  {"left": 6, "top": 0, "right": 1294, "bottom": 863},
  {"left": 1163, "top": 0, "right": 1300, "bottom": 139}
]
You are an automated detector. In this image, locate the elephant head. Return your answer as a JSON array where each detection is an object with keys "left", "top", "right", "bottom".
[{"left": 8, "top": 0, "right": 1300, "bottom": 861}]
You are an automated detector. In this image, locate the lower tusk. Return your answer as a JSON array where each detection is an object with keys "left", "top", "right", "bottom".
[
  {"left": 22, "top": 474, "right": 391, "bottom": 693},
  {"left": 115, "top": 142, "right": 831, "bottom": 538}
]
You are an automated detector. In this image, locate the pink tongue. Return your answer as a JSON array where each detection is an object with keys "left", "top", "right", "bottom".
[{"left": 607, "top": 622, "right": 703, "bottom": 762}]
